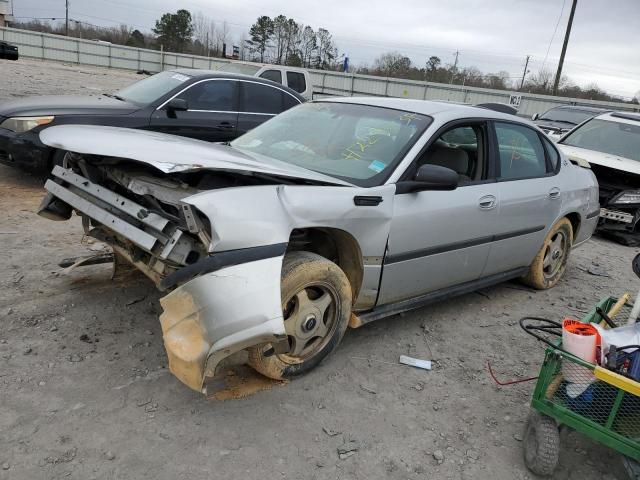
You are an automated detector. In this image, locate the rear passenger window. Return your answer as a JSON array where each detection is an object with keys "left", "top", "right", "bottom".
[
  {"left": 495, "top": 122, "right": 547, "bottom": 180},
  {"left": 283, "top": 92, "right": 301, "bottom": 110},
  {"left": 259, "top": 70, "right": 282, "bottom": 84},
  {"left": 176, "top": 80, "right": 236, "bottom": 111},
  {"left": 242, "top": 82, "right": 283, "bottom": 114},
  {"left": 286, "top": 72, "right": 306, "bottom": 93},
  {"left": 543, "top": 136, "right": 560, "bottom": 171}
]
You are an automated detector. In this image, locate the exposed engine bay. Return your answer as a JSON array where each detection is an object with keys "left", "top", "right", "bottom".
[{"left": 591, "top": 163, "right": 640, "bottom": 244}]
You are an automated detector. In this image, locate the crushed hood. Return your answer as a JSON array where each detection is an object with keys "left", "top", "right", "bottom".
[
  {"left": 558, "top": 144, "right": 640, "bottom": 176},
  {"left": 39, "top": 125, "right": 353, "bottom": 186}
]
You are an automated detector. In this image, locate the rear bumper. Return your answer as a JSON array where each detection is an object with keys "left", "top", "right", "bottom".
[
  {"left": 159, "top": 256, "right": 286, "bottom": 392},
  {"left": 0, "top": 128, "right": 51, "bottom": 172}
]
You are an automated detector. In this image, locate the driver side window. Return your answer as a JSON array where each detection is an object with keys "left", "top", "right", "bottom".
[{"left": 416, "top": 124, "right": 485, "bottom": 184}]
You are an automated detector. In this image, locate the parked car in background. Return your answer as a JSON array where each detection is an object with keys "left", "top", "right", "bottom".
[
  {"left": 533, "top": 105, "right": 609, "bottom": 141},
  {"left": 37, "top": 98, "right": 598, "bottom": 394},
  {"left": 0, "top": 69, "right": 304, "bottom": 173},
  {"left": 216, "top": 61, "right": 313, "bottom": 99},
  {"left": 557, "top": 111, "right": 640, "bottom": 245},
  {"left": 0, "top": 40, "right": 19, "bottom": 60}
]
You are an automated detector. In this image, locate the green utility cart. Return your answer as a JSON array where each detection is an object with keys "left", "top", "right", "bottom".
[{"left": 521, "top": 297, "right": 640, "bottom": 476}]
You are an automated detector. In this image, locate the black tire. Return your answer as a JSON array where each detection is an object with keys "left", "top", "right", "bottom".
[
  {"left": 523, "top": 412, "right": 560, "bottom": 476},
  {"left": 51, "top": 149, "right": 69, "bottom": 169},
  {"left": 522, "top": 218, "right": 573, "bottom": 290},
  {"left": 247, "top": 251, "right": 352, "bottom": 380}
]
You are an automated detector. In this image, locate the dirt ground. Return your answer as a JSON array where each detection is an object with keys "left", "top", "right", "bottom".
[{"left": 0, "top": 58, "right": 638, "bottom": 480}]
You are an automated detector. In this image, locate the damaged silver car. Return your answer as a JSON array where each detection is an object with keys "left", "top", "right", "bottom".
[{"left": 38, "top": 98, "right": 599, "bottom": 394}]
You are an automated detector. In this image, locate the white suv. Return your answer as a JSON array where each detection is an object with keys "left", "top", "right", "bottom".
[{"left": 216, "top": 61, "right": 313, "bottom": 99}]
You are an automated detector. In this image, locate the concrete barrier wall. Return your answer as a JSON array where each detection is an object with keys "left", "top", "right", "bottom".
[{"left": 2, "top": 26, "right": 638, "bottom": 115}]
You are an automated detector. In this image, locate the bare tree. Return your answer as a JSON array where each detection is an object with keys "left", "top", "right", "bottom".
[
  {"left": 215, "top": 21, "right": 229, "bottom": 57},
  {"left": 192, "top": 12, "right": 210, "bottom": 55},
  {"left": 373, "top": 51, "right": 412, "bottom": 77},
  {"left": 315, "top": 28, "right": 338, "bottom": 69},
  {"left": 299, "top": 25, "right": 316, "bottom": 68}
]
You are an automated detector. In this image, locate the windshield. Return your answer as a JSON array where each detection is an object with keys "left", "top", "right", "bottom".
[
  {"left": 539, "top": 107, "right": 597, "bottom": 125},
  {"left": 216, "top": 63, "right": 261, "bottom": 76},
  {"left": 231, "top": 102, "right": 432, "bottom": 186},
  {"left": 562, "top": 118, "right": 640, "bottom": 162},
  {"left": 116, "top": 71, "right": 192, "bottom": 105}
]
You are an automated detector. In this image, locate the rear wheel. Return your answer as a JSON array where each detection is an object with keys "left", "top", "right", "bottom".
[
  {"left": 248, "top": 251, "right": 352, "bottom": 380},
  {"left": 522, "top": 218, "right": 573, "bottom": 290}
]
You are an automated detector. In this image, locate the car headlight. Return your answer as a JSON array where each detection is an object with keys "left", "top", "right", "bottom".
[
  {"left": 0, "top": 116, "right": 54, "bottom": 133},
  {"left": 612, "top": 191, "right": 640, "bottom": 205}
]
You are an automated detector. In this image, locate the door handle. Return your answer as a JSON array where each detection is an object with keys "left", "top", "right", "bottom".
[
  {"left": 478, "top": 194, "right": 497, "bottom": 210},
  {"left": 548, "top": 187, "right": 561, "bottom": 199},
  {"left": 217, "top": 121, "right": 235, "bottom": 129}
]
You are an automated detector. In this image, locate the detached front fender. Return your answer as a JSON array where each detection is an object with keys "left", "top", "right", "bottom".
[{"left": 159, "top": 254, "right": 287, "bottom": 392}]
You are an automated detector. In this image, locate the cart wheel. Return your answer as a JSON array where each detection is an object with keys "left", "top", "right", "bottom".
[{"left": 523, "top": 412, "right": 560, "bottom": 476}]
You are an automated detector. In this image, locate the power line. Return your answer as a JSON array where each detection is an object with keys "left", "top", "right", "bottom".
[
  {"left": 553, "top": 0, "right": 578, "bottom": 95},
  {"left": 542, "top": 0, "right": 566, "bottom": 72}
]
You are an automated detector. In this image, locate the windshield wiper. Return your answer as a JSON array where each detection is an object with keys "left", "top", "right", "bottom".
[
  {"left": 540, "top": 119, "right": 577, "bottom": 126},
  {"left": 103, "top": 93, "right": 126, "bottom": 102}
]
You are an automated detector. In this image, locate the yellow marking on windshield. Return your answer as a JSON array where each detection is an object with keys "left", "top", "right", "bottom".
[{"left": 398, "top": 112, "right": 418, "bottom": 125}]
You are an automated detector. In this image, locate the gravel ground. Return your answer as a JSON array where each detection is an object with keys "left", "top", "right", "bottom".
[{"left": 0, "top": 58, "right": 638, "bottom": 480}]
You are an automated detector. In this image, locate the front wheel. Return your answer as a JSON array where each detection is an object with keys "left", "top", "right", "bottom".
[
  {"left": 523, "top": 412, "right": 560, "bottom": 476},
  {"left": 248, "top": 251, "right": 352, "bottom": 380},
  {"left": 522, "top": 218, "right": 573, "bottom": 290}
]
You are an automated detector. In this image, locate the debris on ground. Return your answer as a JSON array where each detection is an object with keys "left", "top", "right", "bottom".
[
  {"left": 207, "top": 366, "right": 288, "bottom": 401},
  {"left": 322, "top": 427, "right": 341, "bottom": 437},
  {"left": 359, "top": 383, "right": 377, "bottom": 394},
  {"left": 586, "top": 264, "right": 611, "bottom": 277},
  {"left": 337, "top": 440, "right": 360, "bottom": 460},
  {"left": 399, "top": 354, "right": 432, "bottom": 370}
]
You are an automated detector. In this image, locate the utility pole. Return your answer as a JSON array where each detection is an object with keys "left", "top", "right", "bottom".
[
  {"left": 65, "top": 0, "right": 69, "bottom": 36},
  {"left": 450, "top": 50, "right": 459, "bottom": 84},
  {"left": 553, "top": 0, "right": 577, "bottom": 95},
  {"left": 520, "top": 55, "right": 530, "bottom": 89}
]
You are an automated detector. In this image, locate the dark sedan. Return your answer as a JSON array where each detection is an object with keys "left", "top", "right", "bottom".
[
  {"left": 0, "top": 69, "right": 305, "bottom": 173},
  {"left": 532, "top": 105, "right": 609, "bottom": 141},
  {"left": 0, "top": 41, "right": 19, "bottom": 60}
]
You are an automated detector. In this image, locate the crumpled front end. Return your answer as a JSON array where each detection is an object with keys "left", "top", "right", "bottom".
[{"left": 159, "top": 256, "right": 287, "bottom": 392}]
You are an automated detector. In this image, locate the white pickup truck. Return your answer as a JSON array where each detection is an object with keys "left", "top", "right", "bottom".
[{"left": 215, "top": 62, "right": 313, "bottom": 99}]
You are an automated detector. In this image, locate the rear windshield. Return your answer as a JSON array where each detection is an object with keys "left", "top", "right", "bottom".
[
  {"left": 117, "top": 71, "right": 191, "bottom": 105},
  {"left": 216, "top": 63, "right": 261, "bottom": 76},
  {"left": 562, "top": 118, "right": 640, "bottom": 162}
]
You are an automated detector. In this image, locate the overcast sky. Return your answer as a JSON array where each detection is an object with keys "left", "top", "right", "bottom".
[{"left": 12, "top": 0, "right": 640, "bottom": 98}]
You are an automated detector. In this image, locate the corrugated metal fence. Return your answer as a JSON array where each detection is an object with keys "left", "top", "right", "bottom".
[{"left": 2, "top": 26, "right": 638, "bottom": 116}]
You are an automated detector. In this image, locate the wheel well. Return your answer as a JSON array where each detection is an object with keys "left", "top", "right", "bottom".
[
  {"left": 287, "top": 228, "right": 363, "bottom": 301},
  {"left": 564, "top": 212, "right": 581, "bottom": 241}
]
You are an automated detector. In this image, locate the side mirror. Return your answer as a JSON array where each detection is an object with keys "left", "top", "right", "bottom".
[
  {"left": 166, "top": 98, "right": 188, "bottom": 117},
  {"left": 396, "top": 164, "right": 459, "bottom": 194},
  {"left": 532, "top": 113, "right": 539, "bottom": 121}
]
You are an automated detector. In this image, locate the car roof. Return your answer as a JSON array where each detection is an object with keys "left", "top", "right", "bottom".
[
  {"left": 595, "top": 111, "right": 640, "bottom": 125},
  {"left": 549, "top": 105, "right": 609, "bottom": 113},
  {"left": 316, "top": 96, "right": 527, "bottom": 122},
  {"left": 167, "top": 69, "right": 305, "bottom": 100}
]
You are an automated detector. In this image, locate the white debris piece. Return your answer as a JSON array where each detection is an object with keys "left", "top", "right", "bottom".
[{"left": 399, "top": 355, "right": 432, "bottom": 370}]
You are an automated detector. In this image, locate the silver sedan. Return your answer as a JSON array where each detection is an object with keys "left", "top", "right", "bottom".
[{"left": 38, "top": 98, "right": 599, "bottom": 394}]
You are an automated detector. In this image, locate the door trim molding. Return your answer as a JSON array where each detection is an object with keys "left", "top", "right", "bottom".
[
  {"left": 384, "top": 225, "right": 545, "bottom": 264},
  {"left": 352, "top": 267, "right": 529, "bottom": 326}
]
